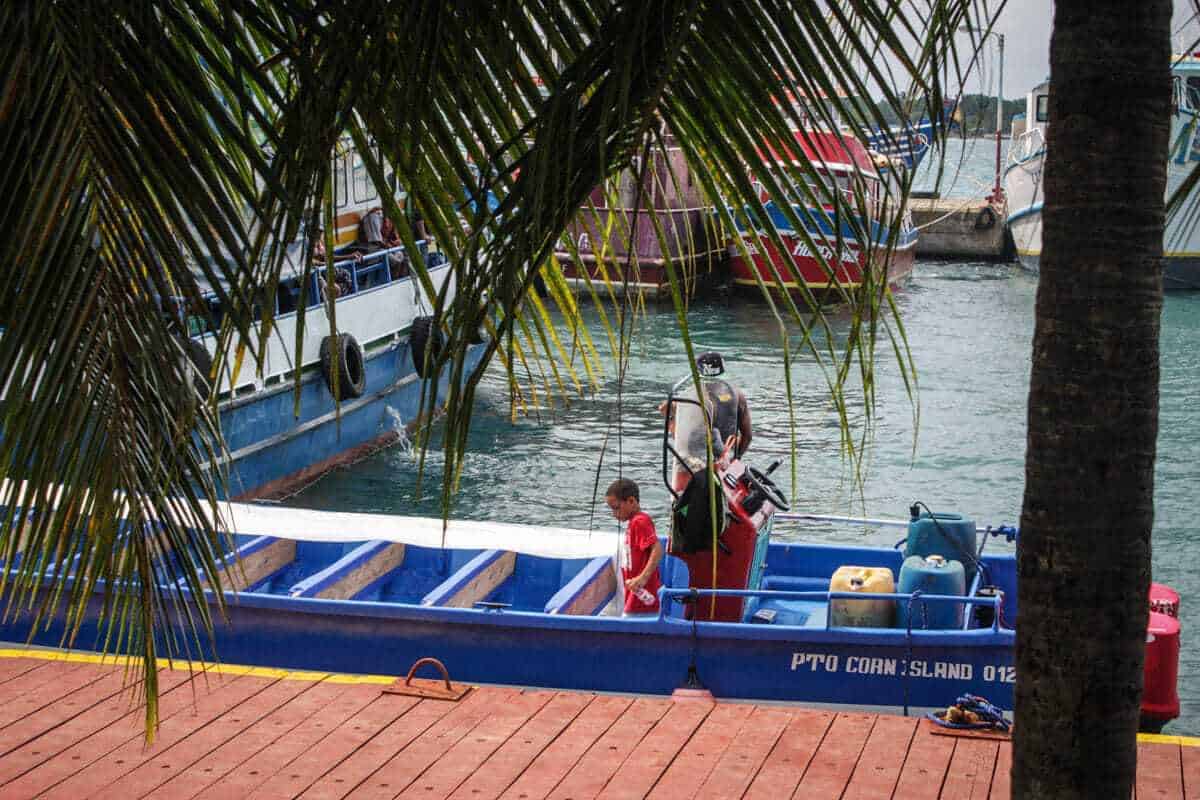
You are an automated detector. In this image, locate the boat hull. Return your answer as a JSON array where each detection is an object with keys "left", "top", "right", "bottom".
[
  {"left": 556, "top": 208, "right": 727, "bottom": 299},
  {"left": 1, "top": 577, "right": 1014, "bottom": 713},
  {"left": 0, "top": 538, "right": 1018, "bottom": 716},
  {"left": 729, "top": 226, "right": 917, "bottom": 295},
  {"left": 207, "top": 263, "right": 485, "bottom": 500},
  {"left": 554, "top": 142, "right": 728, "bottom": 300},
  {"left": 1003, "top": 87, "right": 1200, "bottom": 289},
  {"left": 220, "top": 340, "right": 485, "bottom": 500}
]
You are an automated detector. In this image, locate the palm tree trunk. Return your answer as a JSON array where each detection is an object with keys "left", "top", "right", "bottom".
[{"left": 1013, "top": 1, "right": 1169, "bottom": 796}]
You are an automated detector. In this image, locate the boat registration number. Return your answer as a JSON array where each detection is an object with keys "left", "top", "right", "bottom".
[{"left": 789, "top": 652, "right": 1016, "bottom": 684}]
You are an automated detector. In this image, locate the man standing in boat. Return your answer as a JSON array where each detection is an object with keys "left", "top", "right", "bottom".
[{"left": 695, "top": 351, "right": 752, "bottom": 459}]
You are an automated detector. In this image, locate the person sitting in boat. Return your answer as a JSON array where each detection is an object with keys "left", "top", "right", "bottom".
[
  {"left": 348, "top": 208, "right": 407, "bottom": 285},
  {"left": 606, "top": 478, "right": 663, "bottom": 616},
  {"left": 380, "top": 215, "right": 411, "bottom": 280},
  {"left": 695, "top": 351, "right": 752, "bottom": 459},
  {"left": 312, "top": 230, "right": 354, "bottom": 299}
]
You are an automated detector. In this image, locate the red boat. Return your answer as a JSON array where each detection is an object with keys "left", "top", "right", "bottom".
[
  {"left": 729, "top": 129, "right": 916, "bottom": 296},
  {"left": 555, "top": 138, "right": 727, "bottom": 300}
]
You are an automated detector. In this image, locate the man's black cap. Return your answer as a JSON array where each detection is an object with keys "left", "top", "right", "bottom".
[{"left": 696, "top": 351, "right": 724, "bottom": 377}]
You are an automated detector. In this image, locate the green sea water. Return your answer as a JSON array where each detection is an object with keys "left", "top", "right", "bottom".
[{"left": 289, "top": 142, "right": 1200, "bottom": 735}]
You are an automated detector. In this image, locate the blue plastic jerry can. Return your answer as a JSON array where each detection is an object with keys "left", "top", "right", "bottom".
[{"left": 896, "top": 554, "right": 966, "bottom": 629}]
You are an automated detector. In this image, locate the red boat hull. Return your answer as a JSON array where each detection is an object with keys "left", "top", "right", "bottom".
[{"left": 729, "top": 232, "right": 916, "bottom": 294}]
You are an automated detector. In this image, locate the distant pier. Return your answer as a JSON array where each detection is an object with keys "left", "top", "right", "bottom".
[{"left": 910, "top": 195, "right": 1010, "bottom": 260}]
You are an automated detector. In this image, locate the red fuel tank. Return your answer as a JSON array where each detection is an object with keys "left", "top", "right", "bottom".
[{"left": 1142, "top": 610, "right": 1181, "bottom": 732}]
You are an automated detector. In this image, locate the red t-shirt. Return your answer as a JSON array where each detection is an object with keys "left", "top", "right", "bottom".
[{"left": 620, "top": 512, "right": 662, "bottom": 613}]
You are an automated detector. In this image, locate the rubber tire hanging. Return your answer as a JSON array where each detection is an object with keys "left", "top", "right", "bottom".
[
  {"left": 320, "top": 333, "right": 367, "bottom": 399},
  {"left": 410, "top": 316, "right": 442, "bottom": 378},
  {"left": 184, "top": 338, "right": 213, "bottom": 398}
]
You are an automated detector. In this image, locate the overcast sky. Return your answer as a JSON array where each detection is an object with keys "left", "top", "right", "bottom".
[{"left": 964, "top": 1, "right": 1200, "bottom": 100}]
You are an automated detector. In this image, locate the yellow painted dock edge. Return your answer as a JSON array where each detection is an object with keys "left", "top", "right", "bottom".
[
  {"left": 0, "top": 647, "right": 1194, "bottom": 745},
  {"left": 0, "top": 646, "right": 394, "bottom": 685}
]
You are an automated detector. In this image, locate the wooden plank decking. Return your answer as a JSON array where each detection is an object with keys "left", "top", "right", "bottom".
[{"left": 0, "top": 648, "right": 1192, "bottom": 799}]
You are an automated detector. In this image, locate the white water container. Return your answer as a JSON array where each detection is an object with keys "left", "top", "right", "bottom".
[{"left": 829, "top": 566, "right": 896, "bottom": 627}]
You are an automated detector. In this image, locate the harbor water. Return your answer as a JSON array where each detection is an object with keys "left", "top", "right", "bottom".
[{"left": 288, "top": 140, "right": 1200, "bottom": 735}]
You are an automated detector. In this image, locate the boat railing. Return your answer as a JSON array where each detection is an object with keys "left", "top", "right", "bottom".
[
  {"left": 659, "top": 586, "right": 1004, "bottom": 632},
  {"left": 1008, "top": 127, "right": 1045, "bottom": 166}
]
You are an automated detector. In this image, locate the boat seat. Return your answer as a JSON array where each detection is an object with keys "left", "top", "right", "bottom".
[
  {"left": 209, "top": 536, "right": 296, "bottom": 593},
  {"left": 287, "top": 541, "right": 406, "bottom": 599},
  {"left": 747, "top": 598, "right": 829, "bottom": 627},
  {"left": 762, "top": 575, "right": 830, "bottom": 594},
  {"left": 660, "top": 554, "right": 691, "bottom": 618},
  {"left": 544, "top": 555, "right": 616, "bottom": 615},
  {"left": 422, "top": 549, "right": 515, "bottom": 608}
]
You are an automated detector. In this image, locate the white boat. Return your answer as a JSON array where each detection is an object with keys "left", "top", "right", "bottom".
[
  {"left": 184, "top": 141, "right": 484, "bottom": 500},
  {"left": 1005, "top": 60, "right": 1200, "bottom": 289}
]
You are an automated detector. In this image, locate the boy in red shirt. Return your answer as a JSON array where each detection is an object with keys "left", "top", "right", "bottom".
[{"left": 606, "top": 478, "right": 664, "bottom": 615}]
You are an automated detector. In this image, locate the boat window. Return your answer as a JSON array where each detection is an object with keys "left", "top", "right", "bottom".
[
  {"left": 1188, "top": 77, "right": 1200, "bottom": 111},
  {"left": 352, "top": 149, "right": 374, "bottom": 204},
  {"left": 1035, "top": 94, "right": 1049, "bottom": 123},
  {"left": 333, "top": 153, "right": 348, "bottom": 210}
]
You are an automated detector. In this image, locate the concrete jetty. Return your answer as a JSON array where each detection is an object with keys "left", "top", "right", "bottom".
[{"left": 911, "top": 196, "right": 1010, "bottom": 260}]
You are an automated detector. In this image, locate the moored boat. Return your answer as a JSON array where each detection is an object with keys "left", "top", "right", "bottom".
[
  {"left": 727, "top": 130, "right": 918, "bottom": 296},
  {"left": 0, "top": 369, "right": 1181, "bottom": 731},
  {"left": 1005, "top": 59, "right": 1200, "bottom": 289},
  {"left": 183, "top": 143, "right": 485, "bottom": 501},
  {"left": 554, "top": 136, "right": 728, "bottom": 300},
  {"left": 865, "top": 116, "right": 936, "bottom": 171}
]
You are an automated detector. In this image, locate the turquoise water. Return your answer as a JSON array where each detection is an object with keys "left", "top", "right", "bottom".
[{"left": 289, "top": 146, "right": 1200, "bottom": 735}]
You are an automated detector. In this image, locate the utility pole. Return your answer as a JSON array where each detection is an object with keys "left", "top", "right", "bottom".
[
  {"left": 961, "top": 26, "right": 1006, "bottom": 205},
  {"left": 992, "top": 33, "right": 1005, "bottom": 204}
]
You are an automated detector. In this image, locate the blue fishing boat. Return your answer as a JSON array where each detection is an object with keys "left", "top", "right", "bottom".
[
  {"left": 865, "top": 116, "right": 936, "bottom": 171},
  {"left": 0, "top": 372, "right": 1182, "bottom": 731},
  {"left": 183, "top": 143, "right": 484, "bottom": 501}
]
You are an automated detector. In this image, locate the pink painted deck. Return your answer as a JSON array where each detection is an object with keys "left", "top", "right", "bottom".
[{"left": 0, "top": 650, "right": 1192, "bottom": 799}]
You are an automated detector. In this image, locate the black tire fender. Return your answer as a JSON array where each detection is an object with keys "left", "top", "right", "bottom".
[
  {"left": 410, "top": 315, "right": 443, "bottom": 378},
  {"left": 184, "top": 338, "right": 213, "bottom": 398},
  {"left": 319, "top": 333, "right": 367, "bottom": 399},
  {"left": 974, "top": 205, "right": 997, "bottom": 230}
]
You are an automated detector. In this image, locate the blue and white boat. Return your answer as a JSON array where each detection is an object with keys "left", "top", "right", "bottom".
[
  {"left": 0, "top": 373, "right": 1182, "bottom": 731},
  {"left": 187, "top": 144, "right": 484, "bottom": 500},
  {"left": 864, "top": 116, "right": 935, "bottom": 171},
  {"left": 1005, "top": 60, "right": 1200, "bottom": 288}
]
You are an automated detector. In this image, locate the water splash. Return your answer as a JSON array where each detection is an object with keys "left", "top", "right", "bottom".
[{"left": 385, "top": 407, "right": 414, "bottom": 455}]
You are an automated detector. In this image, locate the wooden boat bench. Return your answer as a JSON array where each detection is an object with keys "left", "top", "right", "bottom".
[
  {"left": 287, "top": 540, "right": 407, "bottom": 600},
  {"left": 544, "top": 556, "right": 616, "bottom": 615},
  {"left": 208, "top": 536, "right": 296, "bottom": 593},
  {"left": 422, "top": 549, "right": 516, "bottom": 608}
]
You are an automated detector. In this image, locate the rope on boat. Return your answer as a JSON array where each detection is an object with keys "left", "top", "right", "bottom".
[
  {"left": 912, "top": 190, "right": 997, "bottom": 233},
  {"left": 928, "top": 694, "right": 1012, "bottom": 731}
]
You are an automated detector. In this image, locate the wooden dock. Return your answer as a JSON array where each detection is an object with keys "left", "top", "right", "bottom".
[{"left": 0, "top": 647, "right": 1193, "bottom": 799}]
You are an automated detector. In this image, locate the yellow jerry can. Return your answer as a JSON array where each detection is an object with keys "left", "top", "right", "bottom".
[{"left": 829, "top": 566, "right": 896, "bottom": 628}]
